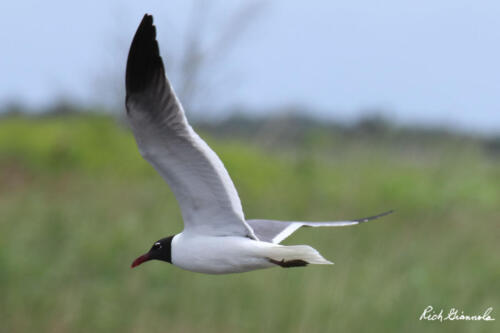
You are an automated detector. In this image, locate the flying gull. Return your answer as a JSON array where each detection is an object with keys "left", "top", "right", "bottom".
[{"left": 127, "top": 14, "right": 393, "bottom": 274}]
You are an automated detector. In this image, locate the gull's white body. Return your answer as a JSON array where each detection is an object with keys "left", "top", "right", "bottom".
[
  {"left": 171, "top": 234, "right": 275, "bottom": 274},
  {"left": 171, "top": 233, "right": 331, "bottom": 274},
  {"left": 126, "top": 15, "right": 392, "bottom": 274}
]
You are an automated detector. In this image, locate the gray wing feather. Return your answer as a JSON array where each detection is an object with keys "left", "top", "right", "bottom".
[
  {"left": 125, "top": 15, "right": 256, "bottom": 238},
  {"left": 247, "top": 210, "right": 394, "bottom": 244}
]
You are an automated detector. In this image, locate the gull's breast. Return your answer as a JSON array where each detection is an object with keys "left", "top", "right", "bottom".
[{"left": 171, "top": 233, "right": 275, "bottom": 274}]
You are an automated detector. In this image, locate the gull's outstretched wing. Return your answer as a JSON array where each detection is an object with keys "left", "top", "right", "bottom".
[
  {"left": 125, "top": 14, "right": 256, "bottom": 238},
  {"left": 247, "top": 210, "right": 394, "bottom": 244}
]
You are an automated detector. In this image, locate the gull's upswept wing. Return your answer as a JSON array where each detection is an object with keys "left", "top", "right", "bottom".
[
  {"left": 247, "top": 210, "right": 394, "bottom": 244},
  {"left": 125, "top": 15, "right": 256, "bottom": 238}
]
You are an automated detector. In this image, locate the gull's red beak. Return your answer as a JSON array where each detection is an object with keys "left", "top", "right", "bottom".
[{"left": 131, "top": 253, "right": 151, "bottom": 268}]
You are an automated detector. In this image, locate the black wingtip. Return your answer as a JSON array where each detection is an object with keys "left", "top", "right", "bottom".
[
  {"left": 355, "top": 209, "right": 395, "bottom": 223},
  {"left": 125, "top": 14, "right": 165, "bottom": 95}
]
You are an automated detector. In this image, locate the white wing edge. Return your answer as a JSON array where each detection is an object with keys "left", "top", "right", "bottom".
[
  {"left": 271, "top": 220, "right": 358, "bottom": 244},
  {"left": 256, "top": 210, "right": 395, "bottom": 244}
]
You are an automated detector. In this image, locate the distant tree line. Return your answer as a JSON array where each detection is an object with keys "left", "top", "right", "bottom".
[{"left": 1, "top": 102, "right": 498, "bottom": 157}]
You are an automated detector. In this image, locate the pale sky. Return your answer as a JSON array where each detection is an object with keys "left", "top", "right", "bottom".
[{"left": 1, "top": 0, "right": 499, "bottom": 133}]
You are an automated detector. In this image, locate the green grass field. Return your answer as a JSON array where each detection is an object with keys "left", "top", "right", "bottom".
[{"left": 1, "top": 114, "right": 498, "bottom": 332}]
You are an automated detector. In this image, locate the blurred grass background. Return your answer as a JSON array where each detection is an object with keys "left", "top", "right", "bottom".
[{"left": 0, "top": 112, "right": 499, "bottom": 333}]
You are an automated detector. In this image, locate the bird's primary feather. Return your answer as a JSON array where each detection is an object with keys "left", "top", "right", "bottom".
[{"left": 125, "top": 14, "right": 256, "bottom": 238}]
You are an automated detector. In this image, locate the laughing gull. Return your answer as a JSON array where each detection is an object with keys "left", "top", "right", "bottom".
[{"left": 127, "top": 14, "right": 393, "bottom": 274}]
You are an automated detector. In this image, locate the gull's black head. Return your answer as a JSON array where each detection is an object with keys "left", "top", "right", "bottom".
[{"left": 131, "top": 235, "right": 174, "bottom": 268}]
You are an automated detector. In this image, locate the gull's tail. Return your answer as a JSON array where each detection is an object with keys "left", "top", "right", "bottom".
[{"left": 265, "top": 244, "right": 333, "bottom": 267}]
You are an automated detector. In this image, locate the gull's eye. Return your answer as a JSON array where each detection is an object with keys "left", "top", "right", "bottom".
[{"left": 152, "top": 242, "right": 162, "bottom": 250}]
